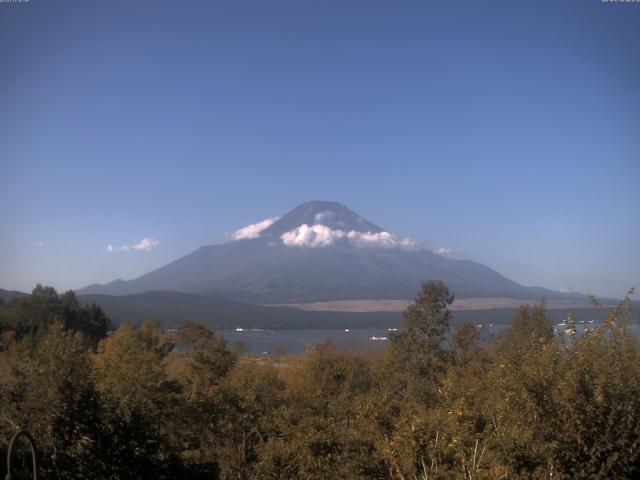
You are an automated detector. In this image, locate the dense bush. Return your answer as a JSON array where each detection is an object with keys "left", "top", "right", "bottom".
[{"left": 1, "top": 282, "right": 639, "bottom": 479}]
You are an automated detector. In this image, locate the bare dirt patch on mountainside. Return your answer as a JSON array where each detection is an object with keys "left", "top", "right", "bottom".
[{"left": 267, "top": 298, "right": 603, "bottom": 313}]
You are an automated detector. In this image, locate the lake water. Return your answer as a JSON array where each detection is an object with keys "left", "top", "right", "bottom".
[
  {"left": 220, "top": 321, "right": 639, "bottom": 355},
  {"left": 221, "top": 328, "right": 394, "bottom": 355}
]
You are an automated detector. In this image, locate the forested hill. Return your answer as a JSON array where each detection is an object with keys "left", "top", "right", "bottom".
[
  {"left": 3, "top": 287, "right": 635, "bottom": 330},
  {"left": 77, "top": 290, "right": 633, "bottom": 329},
  {"left": 0, "top": 289, "right": 28, "bottom": 302},
  {"left": 76, "top": 291, "right": 403, "bottom": 329}
]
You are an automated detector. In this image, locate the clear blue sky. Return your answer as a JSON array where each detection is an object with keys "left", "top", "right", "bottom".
[{"left": 1, "top": 0, "right": 638, "bottom": 298}]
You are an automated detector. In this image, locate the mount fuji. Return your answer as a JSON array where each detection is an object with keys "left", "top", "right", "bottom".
[{"left": 78, "top": 201, "right": 574, "bottom": 304}]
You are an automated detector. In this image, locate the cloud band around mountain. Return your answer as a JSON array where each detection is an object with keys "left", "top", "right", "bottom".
[
  {"left": 280, "top": 224, "right": 418, "bottom": 250},
  {"left": 280, "top": 224, "right": 345, "bottom": 247},
  {"left": 232, "top": 217, "right": 279, "bottom": 240}
]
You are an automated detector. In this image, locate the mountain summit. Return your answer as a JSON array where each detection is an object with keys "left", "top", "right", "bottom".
[
  {"left": 78, "top": 201, "right": 569, "bottom": 303},
  {"left": 260, "top": 201, "right": 385, "bottom": 237},
  {"left": 232, "top": 201, "right": 415, "bottom": 250}
]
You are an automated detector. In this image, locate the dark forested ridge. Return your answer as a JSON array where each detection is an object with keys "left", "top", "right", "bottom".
[
  {"left": 1, "top": 282, "right": 639, "bottom": 479},
  {"left": 76, "top": 290, "right": 403, "bottom": 329},
  {"left": 75, "top": 291, "right": 634, "bottom": 329},
  {"left": 0, "top": 289, "right": 28, "bottom": 302},
  {"left": 3, "top": 288, "right": 627, "bottom": 330}
]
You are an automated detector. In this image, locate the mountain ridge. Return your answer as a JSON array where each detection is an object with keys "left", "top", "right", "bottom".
[{"left": 77, "top": 201, "right": 586, "bottom": 303}]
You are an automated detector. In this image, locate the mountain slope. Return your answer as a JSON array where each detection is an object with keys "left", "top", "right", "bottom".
[
  {"left": 77, "top": 201, "right": 579, "bottom": 303},
  {"left": 0, "top": 289, "right": 29, "bottom": 302}
]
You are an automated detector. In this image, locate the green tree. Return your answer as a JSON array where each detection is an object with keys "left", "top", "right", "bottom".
[
  {"left": 386, "top": 280, "right": 454, "bottom": 404},
  {"left": 169, "top": 321, "right": 238, "bottom": 477},
  {"left": 0, "top": 285, "right": 60, "bottom": 340},
  {"left": 498, "top": 303, "right": 554, "bottom": 358},
  {"left": 59, "top": 291, "right": 111, "bottom": 347},
  {"left": 231, "top": 339, "right": 248, "bottom": 357},
  {"left": 368, "top": 281, "right": 456, "bottom": 478},
  {"left": 176, "top": 320, "right": 236, "bottom": 399},
  {"left": 0, "top": 285, "right": 111, "bottom": 346}
]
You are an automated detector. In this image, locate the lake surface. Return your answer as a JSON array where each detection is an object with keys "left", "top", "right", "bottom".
[
  {"left": 220, "top": 320, "right": 639, "bottom": 355},
  {"left": 221, "top": 328, "right": 394, "bottom": 355}
]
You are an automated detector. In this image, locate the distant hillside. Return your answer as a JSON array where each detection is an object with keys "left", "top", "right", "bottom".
[
  {"left": 76, "top": 290, "right": 631, "bottom": 330},
  {"left": 0, "top": 288, "right": 28, "bottom": 302},
  {"left": 77, "top": 291, "right": 403, "bottom": 329},
  {"left": 3, "top": 287, "right": 633, "bottom": 330}
]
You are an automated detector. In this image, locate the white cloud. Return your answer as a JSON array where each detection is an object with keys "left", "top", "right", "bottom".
[
  {"left": 349, "top": 231, "right": 419, "bottom": 250},
  {"left": 347, "top": 231, "right": 397, "bottom": 248},
  {"left": 280, "top": 224, "right": 419, "bottom": 250},
  {"left": 232, "top": 217, "right": 279, "bottom": 240},
  {"left": 131, "top": 238, "right": 160, "bottom": 252},
  {"left": 106, "top": 237, "right": 159, "bottom": 253},
  {"left": 29, "top": 241, "right": 44, "bottom": 247},
  {"left": 281, "top": 224, "right": 346, "bottom": 247},
  {"left": 436, "top": 247, "right": 451, "bottom": 255}
]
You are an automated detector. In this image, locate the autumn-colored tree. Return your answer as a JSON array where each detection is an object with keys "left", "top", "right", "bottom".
[
  {"left": 210, "top": 363, "right": 285, "bottom": 479},
  {"left": 92, "top": 322, "right": 181, "bottom": 478},
  {"left": 1, "top": 282, "right": 638, "bottom": 479},
  {"left": 171, "top": 320, "right": 237, "bottom": 477},
  {"left": 0, "top": 324, "right": 105, "bottom": 479},
  {"left": 256, "top": 342, "right": 386, "bottom": 479},
  {"left": 549, "top": 292, "right": 640, "bottom": 479},
  {"left": 371, "top": 281, "right": 455, "bottom": 478}
]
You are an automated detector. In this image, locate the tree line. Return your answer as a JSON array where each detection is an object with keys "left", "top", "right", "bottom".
[{"left": 0, "top": 282, "right": 639, "bottom": 479}]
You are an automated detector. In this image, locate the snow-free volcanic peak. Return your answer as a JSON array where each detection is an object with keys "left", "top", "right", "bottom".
[
  {"left": 77, "top": 201, "right": 578, "bottom": 303},
  {"left": 259, "top": 201, "right": 385, "bottom": 238}
]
